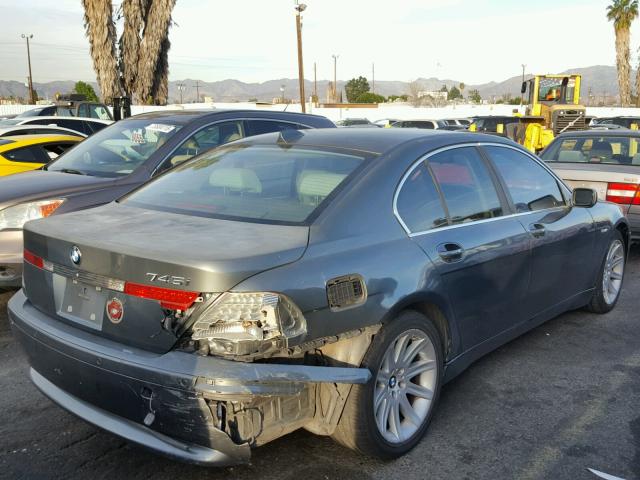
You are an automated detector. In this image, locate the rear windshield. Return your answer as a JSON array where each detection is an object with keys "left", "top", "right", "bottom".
[
  {"left": 46, "top": 119, "right": 182, "bottom": 177},
  {"left": 123, "top": 144, "right": 368, "bottom": 225},
  {"left": 541, "top": 136, "right": 640, "bottom": 165}
]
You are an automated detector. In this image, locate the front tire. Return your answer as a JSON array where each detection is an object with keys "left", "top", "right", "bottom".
[
  {"left": 332, "top": 310, "right": 443, "bottom": 458},
  {"left": 587, "top": 231, "right": 626, "bottom": 313}
]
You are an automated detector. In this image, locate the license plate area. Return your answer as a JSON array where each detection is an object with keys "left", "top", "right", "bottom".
[{"left": 53, "top": 274, "right": 107, "bottom": 330}]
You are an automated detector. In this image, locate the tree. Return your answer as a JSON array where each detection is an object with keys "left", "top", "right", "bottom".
[
  {"left": 469, "top": 89, "right": 482, "bottom": 104},
  {"left": 81, "top": 0, "right": 120, "bottom": 103},
  {"left": 73, "top": 81, "right": 99, "bottom": 101},
  {"left": 607, "top": 0, "right": 638, "bottom": 106},
  {"left": 407, "top": 80, "right": 424, "bottom": 107},
  {"left": 439, "top": 84, "right": 448, "bottom": 93},
  {"left": 355, "top": 92, "right": 385, "bottom": 103},
  {"left": 345, "top": 76, "right": 370, "bottom": 102},
  {"left": 447, "top": 86, "right": 462, "bottom": 101},
  {"left": 459, "top": 82, "right": 465, "bottom": 97},
  {"left": 82, "top": 0, "right": 176, "bottom": 105}
]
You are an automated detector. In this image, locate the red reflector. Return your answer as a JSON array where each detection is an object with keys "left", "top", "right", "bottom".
[
  {"left": 124, "top": 282, "right": 199, "bottom": 310},
  {"left": 23, "top": 249, "right": 43, "bottom": 269},
  {"left": 606, "top": 182, "right": 640, "bottom": 205}
]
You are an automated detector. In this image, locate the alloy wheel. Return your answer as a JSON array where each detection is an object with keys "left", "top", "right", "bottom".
[
  {"left": 602, "top": 239, "right": 624, "bottom": 305},
  {"left": 373, "top": 329, "right": 438, "bottom": 444}
]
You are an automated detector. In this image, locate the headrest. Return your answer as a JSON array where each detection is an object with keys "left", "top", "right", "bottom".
[
  {"left": 209, "top": 168, "right": 262, "bottom": 193},
  {"left": 557, "top": 150, "right": 586, "bottom": 162},
  {"left": 298, "top": 170, "right": 346, "bottom": 199}
]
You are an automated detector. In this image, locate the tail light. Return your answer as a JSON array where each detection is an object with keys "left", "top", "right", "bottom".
[
  {"left": 606, "top": 182, "right": 640, "bottom": 205},
  {"left": 23, "top": 249, "right": 199, "bottom": 311},
  {"left": 124, "top": 282, "right": 199, "bottom": 310}
]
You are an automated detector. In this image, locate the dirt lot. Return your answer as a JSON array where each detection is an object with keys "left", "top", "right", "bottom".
[{"left": 1, "top": 252, "right": 639, "bottom": 480}]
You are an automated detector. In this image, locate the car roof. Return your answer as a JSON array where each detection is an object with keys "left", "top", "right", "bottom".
[
  {"left": 0, "top": 124, "right": 87, "bottom": 136},
  {"left": 556, "top": 129, "right": 640, "bottom": 138},
  {"left": 17, "top": 116, "right": 112, "bottom": 124},
  {"left": 1, "top": 134, "right": 82, "bottom": 143},
  {"left": 128, "top": 109, "right": 332, "bottom": 125},
  {"left": 237, "top": 127, "right": 511, "bottom": 155}
]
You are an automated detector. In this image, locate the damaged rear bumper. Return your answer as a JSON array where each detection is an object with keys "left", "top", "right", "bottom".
[{"left": 8, "top": 290, "right": 371, "bottom": 466}]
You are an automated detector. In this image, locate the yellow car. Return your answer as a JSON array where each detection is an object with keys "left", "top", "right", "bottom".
[{"left": 0, "top": 134, "right": 83, "bottom": 176}]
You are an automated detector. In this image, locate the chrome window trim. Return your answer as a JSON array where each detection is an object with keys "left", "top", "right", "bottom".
[
  {"left": 392, "top": 142, "right": 572, "bottom": 237},
  {"left": 152, "top": 117, "right": 315, "bottom": 176}
]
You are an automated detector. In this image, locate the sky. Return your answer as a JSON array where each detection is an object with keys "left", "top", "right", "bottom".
[{"left": 0, "top": 0, "right": 638, "bottom": 85}]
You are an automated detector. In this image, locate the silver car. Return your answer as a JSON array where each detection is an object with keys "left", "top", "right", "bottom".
[{"left": 541, "top": 130, "right": 640, "bottom": 240}]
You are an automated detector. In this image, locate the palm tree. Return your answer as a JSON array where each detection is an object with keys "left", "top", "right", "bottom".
[
  {"left": 607, "top": 0, "right": 638, "bottom": 106},
  {"left": 81, "top": 0, "right": 121, "bottom": 103},
  {"left": 82, "top": 0, "right": 175, "bottom": 105},
  {"left": 135, "top": 0, "right": 176, "bottom": 104}
]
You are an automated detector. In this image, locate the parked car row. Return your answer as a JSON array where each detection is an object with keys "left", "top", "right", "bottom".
[{"left": 0, "top": 103, "right": 629, "bottom": 468}]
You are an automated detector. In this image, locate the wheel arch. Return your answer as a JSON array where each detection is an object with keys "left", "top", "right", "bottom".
[
  {"left": 615, "top": 219, "right": 630, "bottom": 256},
  {"left": 380, "top": 291, "right": 459, "bottom": 362}
]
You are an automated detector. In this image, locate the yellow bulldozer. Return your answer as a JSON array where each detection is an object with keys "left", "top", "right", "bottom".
[{"left": 470, "top": 74, "right": 588, "bottom": 153}]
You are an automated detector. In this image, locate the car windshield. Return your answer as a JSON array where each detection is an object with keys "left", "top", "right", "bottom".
[
  {"left": 46, "top": 119, "right": 183, "bottom": 177},
  {"left": 541, "top": 136, "right": 640, "bottom": 165},
  {"left": 123, "top": 144, "right": 368, "bottom": 225}
]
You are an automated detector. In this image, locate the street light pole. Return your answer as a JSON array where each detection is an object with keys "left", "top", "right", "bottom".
[
  {"left": 21, "top": 34, "right": 35, "bottom": 104},
  {"left": 332, "top": 54, "right": 339, "bottom": 103},
  {"left": 294, "top": 1, "right": 306, "bottom": 113},
  {"left": 520, "top": 63, "right": 526, "bottom": 107},
  {"left": 372, "top": 62, "right": 375, "bottom": 93}
]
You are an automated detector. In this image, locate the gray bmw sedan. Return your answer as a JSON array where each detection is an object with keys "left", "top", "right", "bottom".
[{"left": 9, "top": 128, "right": 629, "bottom": 465}]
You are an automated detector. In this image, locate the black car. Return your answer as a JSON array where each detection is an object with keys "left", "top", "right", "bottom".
[
  {"left": 469, "top": 115, "right": 519, "bottom": 133},
  {"left": 0, "top": 110, "right": 334, "bottom": 288}
]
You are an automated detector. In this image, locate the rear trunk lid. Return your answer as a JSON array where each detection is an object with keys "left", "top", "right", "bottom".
[
  {"left": 549, "top": 162, "right": 640, "bottom": 213},
  {"left": 22, "top": 203, "right": 309, "bottom": 353}
]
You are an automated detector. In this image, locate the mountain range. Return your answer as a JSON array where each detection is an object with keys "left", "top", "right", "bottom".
[{"left": 0, "top": 65, "right": 625, "bottom": 104}]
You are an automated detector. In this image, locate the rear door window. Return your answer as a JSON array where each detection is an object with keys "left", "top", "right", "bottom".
[
  {"left": 246, "top": 120, "right": 308, "bottom": 136},
  {"left": 485, "top": 146, "right": 566, "bottom": 212},
  {"left": 3, "top": 145, "right": 49, "bottom": 164},
  {"left": 396, "top": 162, "right": 448, "bottom": 232},
  {"left": 428, "top": 147, "right": 503, "bottom": 224}
]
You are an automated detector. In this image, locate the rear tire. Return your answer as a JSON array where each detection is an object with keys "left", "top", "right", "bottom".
[
  {"left": 332, "top": 310, "right": 443, "bottom": 458},
  {"left": 587, "top": 231, "right": 625, "bottom": 314}
]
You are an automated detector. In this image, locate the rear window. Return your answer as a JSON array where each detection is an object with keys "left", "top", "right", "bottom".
[
  {"left": 541, "top": 136, "right": 640, "bottom": 165},
  {"left": 124, "top": 145, "right": 368, "bottom": 225},
  {"left": 0, "top": 139, "right": 15, "bottom": 146}
]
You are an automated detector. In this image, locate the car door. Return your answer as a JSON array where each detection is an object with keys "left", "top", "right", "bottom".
[
  {"left": 396, "top": 145, "right": 531, "bottom": 350},
  {"left": 482, "top": 145, "right": 596, "bottom": 316}
]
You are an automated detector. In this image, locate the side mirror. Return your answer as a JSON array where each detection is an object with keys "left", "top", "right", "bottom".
[
  {"left": 572, "top": 188, "right": 597, "bottom": 208},
  {"left": 521, "top": 82, "right": 527, "bottom": 94}
]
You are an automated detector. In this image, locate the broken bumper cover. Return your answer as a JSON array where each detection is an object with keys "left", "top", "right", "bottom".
[{"left": 8, "top": 290, "right": 371, "bottom": 466}]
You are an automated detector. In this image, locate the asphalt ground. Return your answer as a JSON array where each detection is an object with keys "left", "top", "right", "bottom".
[{"left": 0, "top": 251, "right": 639, "bottom": 480}]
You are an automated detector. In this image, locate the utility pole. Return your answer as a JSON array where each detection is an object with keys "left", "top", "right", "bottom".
[
  {"left": 313, "top": 62, "right": 317, "bottom": 101},
  {"left": 520, "top": 64, "right": 526, "bottom": 107},
  {"left": 332, "top": 54, "right": 339, "bottom": 103},
  {"left": 21, "top": 34, "right": 35, "bottom": 104},
  {"left": 372, "top": 62, "right": 375, "bottom": 93},
  {"left": 194, "top": 80, "right": 200, "bottom": 103},
  {"left": 177, "top": 83, "right": 186, "bottom": 104},
  {"left": 294, "top": 1, "right": 306, "bottom": 113}
]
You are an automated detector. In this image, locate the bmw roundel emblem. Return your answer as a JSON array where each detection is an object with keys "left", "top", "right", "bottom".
[{"left": 70, "top": 246, "right": 82, "bottom": 265}]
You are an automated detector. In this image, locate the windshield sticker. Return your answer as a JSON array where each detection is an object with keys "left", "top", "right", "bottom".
[
  {"left": 146, "top": 123, "right": 176, "bottom": 133},
  {"left": 131, "top": 130, "right": 146, "bottom": 144}
]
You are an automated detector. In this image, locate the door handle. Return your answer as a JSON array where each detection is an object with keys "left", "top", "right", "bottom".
[
  {"left": 528, "top": 223, "right": 546, "bottom": 238},
  {"left": 437, "top": 243, "right": 464, "bottom": 262}
]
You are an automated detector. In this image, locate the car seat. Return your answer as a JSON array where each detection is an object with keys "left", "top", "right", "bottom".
[
  {"left": 297, "top": 170, "right": 346, "bottom": 206},
  {"left": 209, "top": 168, "right": 262, "bottom": 194}
]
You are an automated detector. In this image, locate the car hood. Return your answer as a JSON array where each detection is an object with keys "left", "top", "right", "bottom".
[
  {"left": 24, "top": 202, "right": 310, "bottom": 293},
  {"left": 0, "top": 170, "right": 113, "bottom": 209}
]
